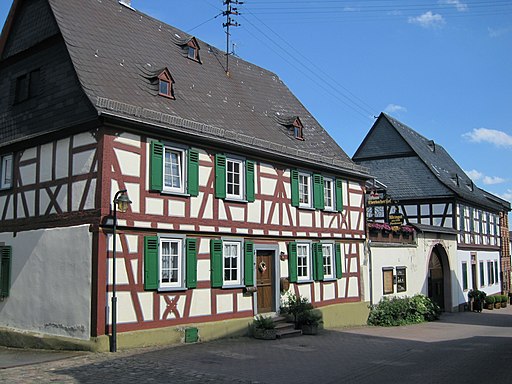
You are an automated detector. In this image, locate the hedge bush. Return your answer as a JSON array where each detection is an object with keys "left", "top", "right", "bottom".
[{"left": 367, "top": 294, "right": 441, "bottom": 326}]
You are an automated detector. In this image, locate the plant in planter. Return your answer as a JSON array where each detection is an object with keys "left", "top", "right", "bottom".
[
  {"left": 485, "top": 295, "right": 495, "bottom": 310},
  {"left": 297, "top": 309, "right": 323, "bottom": 335},
  {"left": 281, "top": 293, "right": 313, "bottom": 328},
  {"left": 401, "top": 225, "right": 415, "bottom": 238},
  {"left": 468, "top": 289, "right": 486, "bottom": 312},
  {"left": 494, "top": 296, "right": 501, "bottom": 309},
  {"left": 368, "top": 222, "right": 392, "bottom": 235},
  {"left": 501, "top": 295, "right": 507, "bottom": 308},
  {"left": 252, "top": 315, "right": 276, "bottom": 340}
]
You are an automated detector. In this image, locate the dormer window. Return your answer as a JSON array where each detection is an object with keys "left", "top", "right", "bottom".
[
  {"left": 186, "top": 38, "right": 200, "bottom": 62},
  {"left": 293, "top": 118, "right": 304, "bottom": 141},
  {"left": 158, "top": 69, "right": 175, "bottom": 99}
]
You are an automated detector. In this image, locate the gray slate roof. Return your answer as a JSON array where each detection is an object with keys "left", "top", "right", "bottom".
[
  {"left": 40, "top": 0, "right": 367, "bottom": 177},
  {"left": 353, "top": 113, "right": 510, "bottom": 211}
]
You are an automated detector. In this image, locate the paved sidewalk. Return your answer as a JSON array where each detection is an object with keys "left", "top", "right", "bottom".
[{"left": 1, "top": 305, "right": 511, "bottom": 383}]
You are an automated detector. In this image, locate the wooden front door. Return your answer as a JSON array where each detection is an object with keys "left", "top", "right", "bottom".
[
  {"left": 428, "top": 250, "right": 445, "bottom": 311},
  {"left": 256, "top": 250, "right": 274, "bottom": 314}
]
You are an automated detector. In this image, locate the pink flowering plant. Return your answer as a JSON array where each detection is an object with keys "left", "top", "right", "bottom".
[
  {"left": 401, "top": 225, "right": 415, "bottom": 234},
  {"left": 368, "top": 222, "right": 392, "bottom": 231}
]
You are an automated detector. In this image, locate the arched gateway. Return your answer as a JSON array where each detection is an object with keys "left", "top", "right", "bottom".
[{"left": 428, "top": 244, "right": 452, "bottom": 311}]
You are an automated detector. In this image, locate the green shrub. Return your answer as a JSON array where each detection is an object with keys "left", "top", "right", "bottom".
[
  {"left": 253, "top": 315, "right": 275, "bottom": 330},
  {"left": 367, "top": 294, "right": 441, "bottom": 327},
  {"left": 485, "top": 296, "right": 495, "bottom": 304},
  {"left": 501, "top": 295, "right": 508, "bottom": 303},
  {"left": 281, "top": 293, "right": 314, "bottom": 325}
]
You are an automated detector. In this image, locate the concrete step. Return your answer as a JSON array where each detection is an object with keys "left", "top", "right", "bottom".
[{"left": 276, "top": 328, "right": 302, "bottom": 339}]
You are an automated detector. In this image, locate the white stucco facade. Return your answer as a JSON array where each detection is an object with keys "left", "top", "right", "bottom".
[{"left": 0, "top": 225, "right": 93, "bottom": 339}]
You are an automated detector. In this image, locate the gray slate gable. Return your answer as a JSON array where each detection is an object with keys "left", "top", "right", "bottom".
[
  {"left": 14, "top": 0, "right": 364, "bottom": 177},
  {"left": 354, "top": 113, "right": 509, "bottom": 211}
]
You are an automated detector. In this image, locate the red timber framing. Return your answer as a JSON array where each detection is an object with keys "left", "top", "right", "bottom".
[{"left": 93, "top": 131, "right": 366, "bottom": 335}]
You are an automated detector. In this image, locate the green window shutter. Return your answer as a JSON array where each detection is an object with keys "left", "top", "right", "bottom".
[
  {"left": 245, "top": 160, "right": 255, "bottom": 202},
  {"left": 244, "top": 241, "right": 254, "bottom": 286},
  {"left": 313, "top": 174, "right": 324, "bottom": 210},
  {"left": 335, "top": 178, "right": 343, "bottom": 212},
  {"left": 150, "top": 141, "right": 163, "bottom": 192},
  {"left": 335, "top": 243, "right": 342, "bottom": 279},
  {"left": 187, "top": 149, "right": 199, "bottom": 197},
  {"left": 313, "top": 243, "right": 324, "bottom": 281},
  {"left": 210, "top": 239, "right": 223, "bottom": 288},
  {"left": 215, "top": 154, "right": 226, "bottom": 199},
  {"left": 290, "top": 170, "right": 299, "bottom": 207},
  {"left": 288, "top": 242, "right": 298, "bottom": 283},
  {"left": 0, "top": 246, "right": 12, "bottom": 298},
  {"left": 144, "top": 236, "right": 159, "bottom": 290},
  {"left": 185, "top": 238, "right": 198, "bottom": 288}
]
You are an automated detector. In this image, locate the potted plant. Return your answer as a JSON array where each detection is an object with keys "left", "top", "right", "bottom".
[
  {"left": 501, "top": 295, "right": 507, "bottom": 308},
  {"left": 281, "top": 293, "right": 313, "bottom": 328},
  {"left": 468, "top": 289, "right": 486, "bottom": 312},
  {"left": 401, "top": 225, "right": 415, "bottom": 238},
  {"left": 494, "top": 296, "right": 501, "bottom": 309},
  {"left": 252, "top": 315, "right": 276, "bottom": 340},
  {"left": 297, "top": 309, "right": 323, "bottom": 335},
  {"left": 485, "top": 295, "right": 495, "bottom": 310}
]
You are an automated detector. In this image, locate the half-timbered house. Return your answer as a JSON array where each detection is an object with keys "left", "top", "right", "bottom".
[
  {"left": 0, "top": 0, "right": 370, "bottom": 350},
  {"left": 354, "top": 113, "right": 510, "bottom": 311}
]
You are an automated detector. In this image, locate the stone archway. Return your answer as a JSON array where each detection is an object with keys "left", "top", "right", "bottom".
[{"left": 428, "top": 244, "right": 452, "bottom": 311}]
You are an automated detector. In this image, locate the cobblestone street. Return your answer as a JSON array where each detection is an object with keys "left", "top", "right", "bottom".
[{"left": 2, "top": 307, "right": 512, "bottom": 383}]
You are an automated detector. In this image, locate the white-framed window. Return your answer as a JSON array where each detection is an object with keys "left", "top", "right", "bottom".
[
  {"left": 299, "top": 172, "right": 312, "bottom": 208},
  {"left": 223, "top": 240, "right": 242, "bottom": 286},
  {"left": 322, "top": 243, "right": 334, "bottom": 279},
  {"left": 226, "top": 158, "right": 244, "bottom": 200},
  {"left": 0, "top": 154, "right": 13, "bottom": 190},
  {"left": 164, "top": 146, "right": 185, "bottom": 193},
  {"left": 159, "top": 238, "right": 183, "bottom": 288},
  {"left": 297, "top": 243, "right": 311, "bottom": 281},
  {"left": 323, "top": 178, "right": 335, "bottom": 211}
]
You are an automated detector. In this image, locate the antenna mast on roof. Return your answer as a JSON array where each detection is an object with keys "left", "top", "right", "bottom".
[{"left": 223, "top": 0, "right": 243, "bottom": 76}]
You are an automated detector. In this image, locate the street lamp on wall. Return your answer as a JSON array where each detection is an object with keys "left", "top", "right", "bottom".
[{"left": 111, "top": 189, "right": 131, "bottom": 352}]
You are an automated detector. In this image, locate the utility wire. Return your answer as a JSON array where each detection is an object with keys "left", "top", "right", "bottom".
[{"left": 187, "top": 12, "right": 223, "bottom": 33}]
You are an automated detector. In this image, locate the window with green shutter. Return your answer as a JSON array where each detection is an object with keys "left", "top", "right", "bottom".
[
  {"left": 312, "top": 243, "right": 324, "bottom": 281},
  {"left": 185, "top": 239, "right": 197, "bottom": 288},
  {"left": 244, "top": 241, "right": 254, "bottom": 286},
  {"left": 313, "top": 174, "right": 324, "bottom": 210},
  {"left": 290, "top": 170, "right": 299, "bottom": 207},
  {"left": 144, "top": 236, "right": 159, "bottom": 290},
  {"left": 288, "top": 242, "right": 298, "bottom": 283},
  {"left": 150, "top": 141, "right": 164, "bottom": 192},
  {"left": 335, "top": 179, "right": 343, "bottom": 212},
  {"left": 210, "top": 239, "right": 223, "bottom": 287},
  {"left": 215, "top": 154, "right": 227, "bottom": 199},
  {"left": 245, "top": 160, "right": 255, "bottom": 202},
  {"left": 187, "top": 149, "right": 199, "bottom": 197},
  {"left": 335, "top": 243, "right": 342, "bottom": 279},
  {"left": 0, "top": 246, "right": 12, "bottom": 298}
]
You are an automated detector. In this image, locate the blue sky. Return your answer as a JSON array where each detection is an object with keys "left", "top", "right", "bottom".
[{"left": 1, "top": 0, "right": 511, "bottom": 208}]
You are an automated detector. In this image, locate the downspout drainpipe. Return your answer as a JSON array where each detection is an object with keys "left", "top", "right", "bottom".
[{"left": 368, "top": 240, "right": 373, "bottom": 306}]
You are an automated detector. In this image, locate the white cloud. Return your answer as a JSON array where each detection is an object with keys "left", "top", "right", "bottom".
[
  {"left": 482, "top": 176, "right": 506, "bottom": 185},
  {"left": 408, "top": 11, "right": 446, "bottom": 28},
  {"left": 462, "top": 128, "right": 512, "bottom": 148},
  {"left": 465, "top": 169, "right": 483, "bottom": 181},
  {"left": 500, "top": 189, "right": 512, "bottom": 201},
  {"left": 488, "top": 26, "right": 512, "bottom": 38},
  {"left": 384, "top": 104, "right": 407, "bottom": 113},
  {"left": 440, "top": 0, "right": 468, "bottom": 12},
  {"left": 465, "top": 169, "right": 506, "bottom": 186}
]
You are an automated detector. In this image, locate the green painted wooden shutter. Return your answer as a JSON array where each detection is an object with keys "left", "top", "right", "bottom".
[
  {"left": 313, "top": 174, "right": 324, "bottom": 210},
  {"left": 0, "top": 246, "right": 12, "bottom": 298},
  {"left": 290, "top": 170, "right": 299, "bottom": 207},
  {"left": 245, "top": 160, "right": 255, "bottom": 202},
  {"left": 186, "top": 238, "right": 197, "bottom": 288},
  {"left": 244, "top": 241, "right": 254, "bottom": 286},
  {"left": 150, "top": 141, "right": 163, "bottom": 191},
  {"left": 187, "top": 149, "right": 199, "bottom": 197},
  {"left": 335, "top": 243, "right": 342, "bottom": 279},
  {"left": 210, "top": 239, "right": 223, "bottom": 287},
  {"left": 313, "top": 243, "right": 324, "bottom": 281},
  {"left": 215, "top": 154, "right": 226, "bottom": 199},
  {"left": 144, "top": 236, "right": 159, "bottom": 290},
  {"left": 288, "top": 242, "right": 298, "bottom": 283},
  {"left": 335, "top": 178, "right": 344, "bottom": 212}
]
